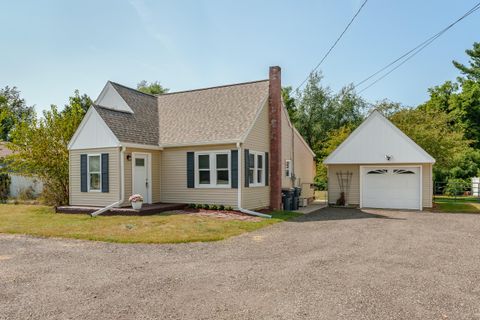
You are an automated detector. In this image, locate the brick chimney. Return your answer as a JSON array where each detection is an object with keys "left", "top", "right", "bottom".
[{"left": 268, "top": 66, "right": 282, "bottom": 210}]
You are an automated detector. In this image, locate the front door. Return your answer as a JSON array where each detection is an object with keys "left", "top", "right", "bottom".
[{"left": 133, "top": 154, "right": 149, "bottom": 203}]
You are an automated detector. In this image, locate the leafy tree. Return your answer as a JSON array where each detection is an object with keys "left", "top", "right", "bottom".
[
  {"left": 6, "top": 94, "right": 85, "bottom": 205},
  {"left": 62, "top": 89, "right": 92, "bottom": 114},
  {"left": 281, "top": 86, "right": 297, "bottom": 120},
  {"left": 0, "top": 86, "right": 35, "bottom": 141},
  {"left": 137, "top": 80, "right": 169, "bottom": 95},
  {"left": 372, "top": 99, "right": 403, "bottom": 117},
  {"left": 390, "top": 107, "right": 470, "bottom": 178},
  {"left": 453, "top": 42, "right": 480, "bottom": 82}
]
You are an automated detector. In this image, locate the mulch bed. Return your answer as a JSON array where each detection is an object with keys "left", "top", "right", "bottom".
[{"left": 172, "top": 209, "right": 263, "bottom": 221}]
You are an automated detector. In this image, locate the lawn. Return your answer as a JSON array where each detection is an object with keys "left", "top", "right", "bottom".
[
  {"left": 0, "top": 205, "right": 300, "bottom": 244},
  {"left": 433, "top": 196, "right": 480, "bottom": 213}
]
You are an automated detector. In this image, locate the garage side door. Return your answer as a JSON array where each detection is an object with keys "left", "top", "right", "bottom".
[{"left": 362, "top": 167, "right": 420, "bottom": 210}]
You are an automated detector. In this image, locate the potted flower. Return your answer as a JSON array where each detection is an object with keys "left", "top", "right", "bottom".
[{"left": 129, "top": 194, "right": 144, "bottom": 210}]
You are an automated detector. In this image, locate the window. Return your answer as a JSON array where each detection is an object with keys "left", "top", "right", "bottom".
[
  {"left": 393, "top": 169, "right": 415, "bottom": 175},
  {"left": 195, "top": 151, "right": 230, "bottom": 188},
  {"left": 88, "top": 155, "right": 101, "bottom": 192},
  {"left": 367, "top": 169, "right": 388, "bottom": 175},
  {"left": 249, "top": 151, "right": 266, "bottom": 187},
  {"left": 285, "top": 160, "right": 292, "bottom": 178}
]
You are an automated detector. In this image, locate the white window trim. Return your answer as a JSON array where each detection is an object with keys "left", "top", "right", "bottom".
[
  {"left": 249, "top": 151, "right": 266, "bottom": 187},
  {"left": 195, "top": 150, "right": 231, "bottom": 188},
  {"left": 285, "top": 159, "right": 292, "bottom": 178},
  {"left": 87, "top": 154, "right": 101, "bottom": 192}
]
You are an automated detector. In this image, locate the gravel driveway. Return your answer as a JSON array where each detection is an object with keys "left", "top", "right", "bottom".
[{"left": 1, "top": 207, "right": 480, "bottom": 320}]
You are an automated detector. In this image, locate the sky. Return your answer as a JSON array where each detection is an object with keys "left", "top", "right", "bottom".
[{"left": 1, "top": 0, "right": 479, "bottom": 113}]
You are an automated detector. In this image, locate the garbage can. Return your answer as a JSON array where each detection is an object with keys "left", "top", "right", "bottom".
[
  {"left": 282, "top": 189, "right": 293, "bottom": 211},
  {"left": 292, "top": 187, "right": 302, "bottom": 210}
]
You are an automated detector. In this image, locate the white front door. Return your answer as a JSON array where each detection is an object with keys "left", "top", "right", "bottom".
[
  {"left": 133, "top": 154, "right": 150, "bottom": 203},
  {"left": 362, "top": 166, "right": 421, "bottom": 210}
]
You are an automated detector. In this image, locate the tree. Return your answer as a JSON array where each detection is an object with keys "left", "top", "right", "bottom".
[
  {"left": 294, "top": 73, "right": 366, "bottom": 156},
  {"left": 62, "top": 89, "right": 92, "bottom": 114},
  {"left": 6, "top": 93, "right": 85, "bottom": 205},
  {"left": 281, "top": 86, "right": 297, "bottom": 120},
  {"left": 137, "top": 80, "right": 169, "bottom": 95},
  {"left": 0, "top": 86, "right": 35, "bottom": 141},
  {"left": 390, "top": 107, "right": 470, "bottom": 178},
  {"left": 453, "top": 42, "right": 480, "bottom": 82},
  {"left": 372, "top": 99, "right": 403, "bottom": 117}
]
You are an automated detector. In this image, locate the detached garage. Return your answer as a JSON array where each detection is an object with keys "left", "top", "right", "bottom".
[{"left": 324, "top": 110, "right": 435, "bottom": 210}]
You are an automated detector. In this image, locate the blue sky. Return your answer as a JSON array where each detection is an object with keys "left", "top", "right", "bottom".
[{"left": 1, "top": 0, "right": 479, "bottom": 113}]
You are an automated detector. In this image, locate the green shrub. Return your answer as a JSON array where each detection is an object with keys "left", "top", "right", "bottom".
[
  {"left": 444, "top": 178, "right": 469, "bottom": 196},
  {"left": 218, "top": 204, "right": 225, "bottom": 210},
  {"left": 210, "top": 204, "right": 218, "bottom": 210},
  {"left": 225, "top": 206, "right": 233, "bottom": 211},
  {"left": 203, "top": 204, "right": 210, "bottom": 210},
  {"left": 18, "top": 186, "right": 36, "bottom": 201},
  {"left": 187, "top": 203, "right": 196, "bottom": 209},
  {"left": 0, "top": 174, "right": 11, "bottom": 203},
  {"left": 195, "top": 204, "right": 203, "bottom": 209}
]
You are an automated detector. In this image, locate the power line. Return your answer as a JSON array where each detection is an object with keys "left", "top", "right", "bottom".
[
  {"left": 354, "top": 1, "right": 480, "bottom": 93},
  {"left": 295, "top": 0, "right": 368, "bottom": 91}
]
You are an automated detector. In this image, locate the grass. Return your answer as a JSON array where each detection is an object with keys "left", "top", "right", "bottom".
[
  {"left": 434, "top": 196, "right": 480, "bottom": 213},
  {"left": 0, "top": 205, "right": 301, "bottom": 244}
]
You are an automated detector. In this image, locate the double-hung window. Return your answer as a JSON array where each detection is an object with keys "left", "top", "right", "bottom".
[
  {"left": 88, "top": 154, "right": 101, "bottom": 192},
  {"left": 195, "top": 151, "right": 231, "bottom": 188},
  {"left": 249, "top": 151, "right": 266, "bottom": 187}
]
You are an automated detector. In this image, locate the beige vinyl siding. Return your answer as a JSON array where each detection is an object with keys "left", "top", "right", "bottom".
[
  {"left": 280, "top": 107, "right": 316, "bottom": 198},
  {"left": 327, "top": 163, "right": 433, "bottom": 208},
  {"left": 293, "top": 130, "right": 316, "bottom": 199},
  {"left": 69, "top": 147, "right": 120, "bottom": 207},
  {"left": 422, "top": 163, "right": 433, "bottom": 208},
  {"left": 160, "top": 144, "right": 238, "bottom": 207},
  {"left": 242, "top": 101, "right": 270, "bottom": 209},
  {"left": 281, "top": 107, "right": 294, "bottom": 189},
  {"left": 327, "top": 164, "right": 360, "bottom": 205},
  {"left": 122, "top": 148, "right": 161, "bottom": 206}
]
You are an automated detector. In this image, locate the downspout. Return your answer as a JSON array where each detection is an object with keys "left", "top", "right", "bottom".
[
  {"left": 236, "top": 142, "right": 271, "bottom": 219},
  {"left": 91, "top": 146, "right": 126, "bottom": 217}
]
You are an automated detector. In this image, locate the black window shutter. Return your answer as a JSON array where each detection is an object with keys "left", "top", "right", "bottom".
[
  {"left": 101, "top": 153, "right": 109, "bottom": 193},
  {"left": 80, "top": 154, "right": 87, "bottom": 192},
  {"left": 244, "top": 149, "right": 250, "bottom": 188},
  {"left": 231, "top": 150, "right": 238, "bottom": 189},
  {"left": 265, "top": 152, "right": 269, "bottom": 186},
  {"left": 187, "top": 152, "right": 195, "bottom": 188}
]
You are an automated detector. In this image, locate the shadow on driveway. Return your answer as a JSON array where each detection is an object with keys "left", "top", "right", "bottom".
[{"left": 291, "top": 207, "right": 407, "bottom": 222}]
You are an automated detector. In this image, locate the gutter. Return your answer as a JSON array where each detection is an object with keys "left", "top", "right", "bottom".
[
  {"left": 91, "top": 146, "right": 126, "bottom": 217},
  {"left": 236, "top": 142, "right": 271, "bottom": 219}
]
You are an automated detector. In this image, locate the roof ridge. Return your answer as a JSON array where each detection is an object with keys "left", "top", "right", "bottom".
[
  {"left": 159, "top": 79, "right": 269, "bottom": 96},
  {"left": 108, "top": 81, "right": 158, "bottom": 98}
]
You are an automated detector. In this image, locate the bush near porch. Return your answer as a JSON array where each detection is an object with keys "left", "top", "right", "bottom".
[{"left": 0, "top": 205, "right": 300, "bottom": 244}]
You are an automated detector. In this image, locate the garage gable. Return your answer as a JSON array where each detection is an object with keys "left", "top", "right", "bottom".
[{"left": 324, "top": 110, "right": 435, "bottom": 164}]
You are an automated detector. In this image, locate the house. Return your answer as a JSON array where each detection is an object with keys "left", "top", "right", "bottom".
[
  {"left": 323, "top": 110, "right": 435, "bottom": 210},
  {"left": 67, "top": 66, "right": 316, "bottom": 211},
  {"left": 0, "top": 142, "right": 43, "bottom": 198}
]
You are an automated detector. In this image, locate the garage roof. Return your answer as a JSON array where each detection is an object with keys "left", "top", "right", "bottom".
[{"left": 324, "top": 110, "right": 435, "bottom": 164}]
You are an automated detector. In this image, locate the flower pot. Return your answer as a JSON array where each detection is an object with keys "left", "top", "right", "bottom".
[{"left": 131, "top": 201, "right": 143, "bottom": 210}]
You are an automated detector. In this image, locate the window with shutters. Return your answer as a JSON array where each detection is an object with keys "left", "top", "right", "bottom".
[
  {"left": 88, "top": 154, "right": 101, "bottom": 192},
  {"left": 249, "top": 151, "right": 266, "bottom": 187},
  {"left": 195, "top": 151, "right": 231, "bottom": 188}
]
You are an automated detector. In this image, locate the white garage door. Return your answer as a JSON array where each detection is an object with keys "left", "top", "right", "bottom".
[{"left": 362, "top": 167, "right": 420, "bottom": 210}]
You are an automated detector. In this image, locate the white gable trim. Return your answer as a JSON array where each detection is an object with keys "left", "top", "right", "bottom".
[
  {"left": 68, "top": 107, "right": 120, "bottom": 150},
  {"left": 324, "top": 110, "right": 435, "bottom": 164},
  {"left": 95, "top": 82, "right": 133, "bottom": 114}
]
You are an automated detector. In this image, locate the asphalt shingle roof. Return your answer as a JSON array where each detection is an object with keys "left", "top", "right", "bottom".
[
  {"left": 94, "top": 80, "right": 269, "bottom": 147},
  {"left": 94, "top": 82, "right": 159, "bottom": 146}
]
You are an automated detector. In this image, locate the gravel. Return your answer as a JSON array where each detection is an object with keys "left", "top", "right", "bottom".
[{"left": 1, "top": 207, "right": 480, "bottom": 320}]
